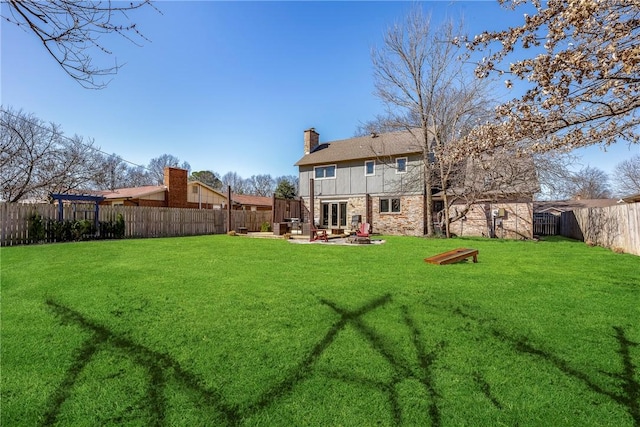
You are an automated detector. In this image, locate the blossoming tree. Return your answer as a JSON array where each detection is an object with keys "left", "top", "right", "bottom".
[{"left": 464, "top": 0, "right": 639, "bottom": 154}]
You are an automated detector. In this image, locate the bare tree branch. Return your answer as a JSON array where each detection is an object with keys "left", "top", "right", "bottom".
[
  {"left": 612, "top": 154, "right": 640, "bottom": 196},
  {"left": 0, "top": 107, "right": 105, "bottom": 201},
  {"left": 3, "top": 0, "right": 159, "bottom": 88}
]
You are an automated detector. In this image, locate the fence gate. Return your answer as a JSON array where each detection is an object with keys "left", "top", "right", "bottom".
[{"left": 533, "top": 212, "right": 560, "bottom": 236}]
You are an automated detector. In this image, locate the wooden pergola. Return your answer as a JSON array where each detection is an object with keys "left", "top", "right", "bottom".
[{"left": 50, "top": 193, "right": 106, "bottom": 231}]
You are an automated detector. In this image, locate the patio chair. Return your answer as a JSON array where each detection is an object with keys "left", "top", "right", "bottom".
[
  {"left": 356, "top": 222, "right": 371, "bottom": 238},
  {"left": 310, "top": 224, "right": 328, "bottom": 242}
]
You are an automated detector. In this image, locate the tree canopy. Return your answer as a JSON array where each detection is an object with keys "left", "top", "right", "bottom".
[
  {"left": 147, "top": 154, "right": 190, "bottom": 185},
  {"left": 612, "top": 154, "right": 640, "bottom": 196},
  {"left": 1, "top": 107, "right": 102, "bottom": 202},
  {"left": 190, "top": 170, "right": 222, "bottom": 190},
  {"left": 369, "top": 7, "right": 496, "bottom": 235},
  {"left": 465, "top": 0, "right": 639, "bottom": 155},
  {"left": 274, "top": 176, "right": 298, "bottom": 199},
  {"left": 565, "top": 166, "right": 612, "bottom": 200}
]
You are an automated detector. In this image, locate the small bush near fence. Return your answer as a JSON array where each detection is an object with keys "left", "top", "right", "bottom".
[
  {"left": 26, "top": 212, "right": 126, "bottom": 243},
  {"left": 99, "top": 214, "right": 126, "bottom": 240},
  {"left": 27, "top": 213, "right": 46, "bottom": 242}
]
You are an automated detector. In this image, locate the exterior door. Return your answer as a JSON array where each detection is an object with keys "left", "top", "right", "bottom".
[{"left": 321, "top": 202, "right": 347, "bottom": 228}]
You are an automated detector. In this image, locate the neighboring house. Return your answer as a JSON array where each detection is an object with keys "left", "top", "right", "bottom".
[
  {"left": 231, "top": 194, "right": 272, "bottom": 211},
  {"left": 295, "top": 128, "right": 538, "bottom": 238},
  {"left": 98, "top": 167, "right": 227, "bottom": 209},
  {"left": 187, "top": 181, "right": 227, "bottom": 209},
  {"left": 535, "top": 198, "right": 622, "bottom": 216}
]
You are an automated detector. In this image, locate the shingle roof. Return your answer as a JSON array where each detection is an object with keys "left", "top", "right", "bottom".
[
  {"left": 96, "top": 185, "right": 166, "bottom": 199},
  {"left": 535, "top": 198, "right": 621, "bottom": 212},
  {"left": 621, "top": 192, "right": 640, "bottom": 203},
  {"left": 295, "top": 130, "right": 425, "bottom": 166},
  {"left": 232, "top": 194, "right": 272, "bottom": 207}
]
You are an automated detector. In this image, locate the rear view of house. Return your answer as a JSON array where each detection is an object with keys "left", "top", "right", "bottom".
[{"left": 295, "top": 128, "right": 537, "bottom": 238}]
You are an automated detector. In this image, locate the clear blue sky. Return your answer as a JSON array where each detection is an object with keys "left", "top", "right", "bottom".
[{"left": 2, "top": 1, "right": 637, "bottom": 180}]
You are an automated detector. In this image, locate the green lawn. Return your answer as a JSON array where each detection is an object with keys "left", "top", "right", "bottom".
[{"left": 1, "top": 235, "right": 639, "bottom": 426}]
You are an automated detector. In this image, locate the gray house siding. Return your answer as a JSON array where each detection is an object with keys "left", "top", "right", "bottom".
[{"left": 299, "top": 155, "right": 424, "bottom": 198}]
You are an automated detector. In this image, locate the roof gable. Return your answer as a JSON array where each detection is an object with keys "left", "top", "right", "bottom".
[
  {"left": 98, "top": 185, "right": 166, "bottom": 200},
  {"left": 188, "top": 180, "right": 226, "bottom": 198}
]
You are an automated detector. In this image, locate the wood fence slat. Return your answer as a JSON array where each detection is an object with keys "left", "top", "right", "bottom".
[
  {"left": 1, "top": 204, "right": 272, "bottom": 246},
  {"left": 560, "top": 203, "right": 640, "bottom": 255}
]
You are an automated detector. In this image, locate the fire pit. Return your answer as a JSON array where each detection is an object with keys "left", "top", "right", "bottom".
[{"left": 347, "top": 236, "right": 371, "bottom": 244}]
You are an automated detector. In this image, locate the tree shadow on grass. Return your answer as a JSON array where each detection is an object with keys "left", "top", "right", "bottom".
[
  {"left": 44, "top": 300, "right": 237, "bottom": 426},
  {"left": 44, "top": 295, "right": 445, "bottom": 426},
  {"left": 449, "top": 304, "right": 639, "bottom": 427},
  {"left": 45, "top": 296, "right": 637, "bottom": 425}
]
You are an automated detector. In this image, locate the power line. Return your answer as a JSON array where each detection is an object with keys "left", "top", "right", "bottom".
[{"left": 1, "top": 107, "right": 151, "bottom": 171}]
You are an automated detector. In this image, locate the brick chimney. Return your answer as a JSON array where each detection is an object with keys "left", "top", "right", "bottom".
[
  {"left": 163, "top": 167, "right": 188, "bottom": 208},
  {"left": 304, "top": 128, "right": 319, "bottom": 155}
]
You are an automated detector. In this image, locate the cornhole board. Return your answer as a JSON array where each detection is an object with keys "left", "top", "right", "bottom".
[{"left": 424, "top": 248, "right": 478, "bottom": 265}]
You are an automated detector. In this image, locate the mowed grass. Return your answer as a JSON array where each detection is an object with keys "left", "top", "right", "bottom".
[{"left": 1, "top": 235, "right": 639, "bottom": 426}]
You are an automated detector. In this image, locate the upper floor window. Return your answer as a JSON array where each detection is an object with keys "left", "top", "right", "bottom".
[
  {"left": 314, "top": 165, "right": 336, "bottom": 179},
  {"left": 396, "top": 157, "right": 407, "bottom": 173},
  {"left": 365, "top": 160, "right": 375, "bottom": 176}
]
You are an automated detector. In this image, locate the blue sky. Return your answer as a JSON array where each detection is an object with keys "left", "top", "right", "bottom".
[{"left": 2, "top": 0, "right": 637, "bottom": 180}]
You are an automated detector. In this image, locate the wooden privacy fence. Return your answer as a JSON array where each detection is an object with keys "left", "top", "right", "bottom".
[
  {"left": 1, "top": 203, "right": 272, "bottom": 246},
  {"left": 272, "top": 197, "right": 304, "bottom": 223},
  {"left": 229, "top": 210, "right": 272, "bottom": 232},
  {"left": 560, "top": 203, "right": 640, "bottom": 256},
  {"left": 119, "top": 206, "right": 226, "bottom": 238}
]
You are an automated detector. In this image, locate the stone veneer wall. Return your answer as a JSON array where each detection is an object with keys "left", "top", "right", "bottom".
[
  {"left": 303, "top": 195, "right": 424, "bottom": 236},
  {"left": 372, "top": 195, "right": 425, "bottom": 237},
  {"left": 304, "top": 196, "right": 368, "bottom": 230},
  {"left": 348, "top": 196, "right": 368, "bottom": 226},
  {"left": 301, "top": 195, "right": 532, "bottom": 239},
  {"left": 447, "top": 201, "right": 533, "bottom": 239}
]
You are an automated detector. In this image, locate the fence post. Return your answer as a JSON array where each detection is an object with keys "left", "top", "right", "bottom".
[{"left": 226, "top": 186, "right": 232, "bottom": 233}]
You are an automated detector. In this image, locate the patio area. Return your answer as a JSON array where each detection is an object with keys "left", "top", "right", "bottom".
[{"left": 240, "top": 231, "right": 385, "bottom": 245}]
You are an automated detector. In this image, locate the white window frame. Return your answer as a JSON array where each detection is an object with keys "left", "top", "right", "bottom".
[
  {"left": 396, "top": 157, "right": 407, "bottom": 174},
  {"left": 364, "top": 160, "right": 375, "bottom": 176},
  {"left": 379, "top": 197, "right": 401, "bottom": 213},
  {"left": 314, "top": 164, "right": 337, "bottom": 180}
]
